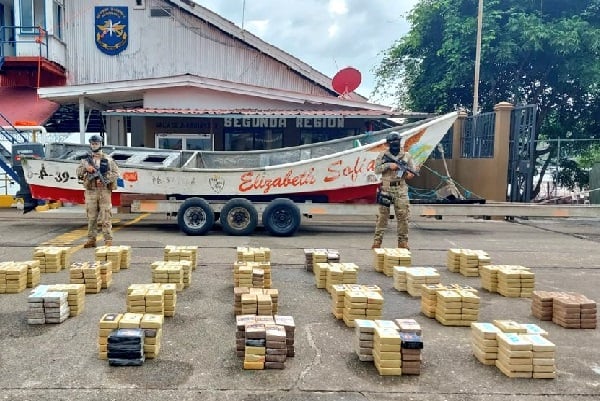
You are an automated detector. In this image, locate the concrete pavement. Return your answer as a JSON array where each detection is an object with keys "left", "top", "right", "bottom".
[{"left": 0, "top": 208, "right": 598, "bottom": 400}]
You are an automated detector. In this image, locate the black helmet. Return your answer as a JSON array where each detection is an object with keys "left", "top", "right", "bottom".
[
  {"left": 88, "top": 134, "right": 103, "bottom": 143},
  {"left": 386, "top": 131, "right": 402, "bottom": 143}
]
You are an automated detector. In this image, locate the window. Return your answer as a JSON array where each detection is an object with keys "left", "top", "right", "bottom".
[
  {"left": 155, "top": 134, "right": 214, "bottom": 151},
  {"left": 225, "top": 130, "right": 283, "bottom": 151},
  {"left": 20, "top": 0, "right": 34, "bottom": 33},
  {"left": 20, "top": 0, "right": 45, "bottom": 34},
  {"left": 150, "top": 7, "right": 172, "bottom": 17},
  {"left": 53, "top": 1, "right": 62, "bottom": 39},
  {"left": 300, "top": 128, "right": 358, "bottom": 145}
]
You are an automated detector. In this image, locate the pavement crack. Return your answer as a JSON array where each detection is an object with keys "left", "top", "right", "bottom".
[{"left": 294, "top": 322, "right": 322, "bottom": 389}]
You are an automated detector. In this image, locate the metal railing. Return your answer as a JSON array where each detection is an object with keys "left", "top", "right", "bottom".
[{"left": 0, "top": 25, "right": 49, "bottom": 65}]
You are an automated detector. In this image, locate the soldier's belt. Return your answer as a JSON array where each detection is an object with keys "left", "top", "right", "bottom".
[{"left": 389, "top": 181, "right": 403, "bottom": 187}]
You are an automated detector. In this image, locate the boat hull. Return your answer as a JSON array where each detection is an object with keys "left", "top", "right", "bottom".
[
  {"left": 20, "top": 112, "right": 458, "bottom": 207},
  {"left": 27, "top": 183, "right": 380, "bottom": 207}
]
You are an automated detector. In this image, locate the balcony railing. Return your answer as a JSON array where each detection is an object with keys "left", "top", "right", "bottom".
[{"left": 0, "top": 25, "right": 49, "bottom": 66}]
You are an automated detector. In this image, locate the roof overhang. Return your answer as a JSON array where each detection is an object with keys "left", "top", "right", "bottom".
[
  {"left": 102, "top": 108, "right": 404, "bottom": 119},
  {"left": 37, "top": 74, "right": 394, "bottom": 112}
]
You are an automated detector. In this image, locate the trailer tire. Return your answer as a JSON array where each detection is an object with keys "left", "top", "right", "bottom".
[
  {"left": 262, "top": 198, "right": 301, "bottom": 237},
  {"left": 219, "top": 198, "right": 258, "bottom": 236},
  {"left": 177, "top": 197, "right": 214, "bottom": 235}
]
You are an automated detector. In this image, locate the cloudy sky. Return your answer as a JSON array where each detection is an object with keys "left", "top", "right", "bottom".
[{"left": 196, "top": 0, "right": 419, "bottom": 105}]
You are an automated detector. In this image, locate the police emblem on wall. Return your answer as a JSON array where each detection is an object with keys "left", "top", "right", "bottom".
[{"left": 95, "top": 6, "right": 128, "bottom": 55}]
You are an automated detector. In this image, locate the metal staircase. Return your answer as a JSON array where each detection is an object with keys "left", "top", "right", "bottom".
[{"left": 0, "top": 111, "right": 29, "bottom": 182}]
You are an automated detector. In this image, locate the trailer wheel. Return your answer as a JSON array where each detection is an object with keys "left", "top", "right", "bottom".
[
  {"left": 177, "top": 197, "right": 214, "bottom": 235},
  {"left": 262, "top": 198, "right": 301, "bottom": 237},
  {"left": 219, "top": 198, "right": 258, "bottom": 236}
]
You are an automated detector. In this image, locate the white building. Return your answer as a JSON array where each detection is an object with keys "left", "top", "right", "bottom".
[{"left": 1, "top": 0, "right": 410, "bottom": 155}]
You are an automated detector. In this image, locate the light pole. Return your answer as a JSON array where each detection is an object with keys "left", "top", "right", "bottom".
[{"left": 473, "top": 0, "right": 483, "bottom": 115}]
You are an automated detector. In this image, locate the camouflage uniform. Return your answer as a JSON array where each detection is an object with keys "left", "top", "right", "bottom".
[
  {"left": 76, "top": 152, "right": 119, "bottom": 243},
  {"left": 373, "top": 148, "right": 416, "bottom": 246}
]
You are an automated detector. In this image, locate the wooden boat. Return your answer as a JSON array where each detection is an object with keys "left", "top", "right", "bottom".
[{"left": 20, "top": 112, "right": 458, "bottom": 209}]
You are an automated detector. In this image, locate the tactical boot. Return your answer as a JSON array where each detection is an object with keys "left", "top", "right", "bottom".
[
  {"left": 371, "top": 240, "right": 382, "bottom": 249},
  {"left": 83, "top": 239, "right": 96, "bottom": 248},
  {"left": 398, "top": 241, "right": 409, "bottom": 250},
  {"left": 104, "top": 240, "right": 113, "bottom": 246}
]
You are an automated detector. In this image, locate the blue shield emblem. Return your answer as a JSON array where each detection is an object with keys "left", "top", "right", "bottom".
[{"left": 95, "top": 6, "right": 128, "bottom": 55}]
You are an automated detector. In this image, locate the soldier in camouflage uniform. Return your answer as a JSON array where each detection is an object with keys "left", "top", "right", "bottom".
[
  {"left": 76, "top": 135, "right": 120, "bottom": 248},
  {"left": 372, "top": 131, "right": 416, "bottom": 249}
]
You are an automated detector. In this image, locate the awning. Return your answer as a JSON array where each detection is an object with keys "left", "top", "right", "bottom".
[
  {"left": 102, "top": 108, "right": 429, "bottom": 119},
  {"left": 0, "top": 87, "right": 59, "bottom": 125}
]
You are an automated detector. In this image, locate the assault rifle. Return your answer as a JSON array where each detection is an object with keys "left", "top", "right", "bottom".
[
  {"left": 84, "top": 156, "right": 111, "bottom": 186},
  {"left": 382, "top": 154, "right": 419, "bottom": 178}
]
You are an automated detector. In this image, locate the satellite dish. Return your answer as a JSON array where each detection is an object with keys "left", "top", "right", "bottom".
[{"left": 332, "top": 67, "right": 361, "bottom": 98}]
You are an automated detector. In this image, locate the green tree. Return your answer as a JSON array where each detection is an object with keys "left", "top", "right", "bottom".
[{"left": 374, "top": 0, "right": 600, "bottom": 198}]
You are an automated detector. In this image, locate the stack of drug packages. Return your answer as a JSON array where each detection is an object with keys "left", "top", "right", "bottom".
[
  {"left": 234, "top": 287, "right": 279, "bottom": 316},
  {"left": 436, "top": 288, "right": 480, "bottom": 326},
  {"left": 236, "top": 314, "right": 295, "bottom": 369},
  {"left": 313, "top": 262, "right": 330, "bottom": 289},
  {"left": 69, "top": 262, "right": 106, "bottom": 294},
  {"left": 95, "top": 245, "right": 132, "bottom": 272},
  {"left": 313, "top": 261, "right": 358, "bottom": 292},
  {"left": 370, "top": 319, "right": 423, "bottom": 376},
  {"left": 343, "top": 287, "right": 384, "bottom": 327},
  {"left": 128, "top": 283, "right": 177, "bottom": 317},
  {"left": 531, "top": 291, "right": 596, "bottom": 329},
  {"left": 471, "top": 320, "right": 556, "bottom": 378},
  {"left": 303, "top": 248, "right": 339, "bottom": 272},
  {"left": 446, "top": 248, "right": 490, "bottom": 276},
  {"left": 0, "top": 261, "right": 30, "bottom": 293},
  {"left": 480, "top": 265, "right": 534, "bottom": 297},
  {"left": 47, "top": 283, "right": 86, "bottom": 316},
  {"left": 23, "top": 261, "right": 41, "bottom": 288},
  {"left": 127, "top": 285, "right": 164, "bottom": 315},
  {"left": 164, "top": 245, "right": 198, "bottom": 270},
  {"left": 497, "top": 265, "right": 535, "bottom": 298},
  {"left": 419, "top": 284, "right": 480, "bottom": 326},
  {"left": 326, "top": 263, "right": 359, "bottom": 294},
  {"left": 33, "top": 246, "right": 73, "bottom": 273},
  {"left": 234, "top": 249, "right": 272, "bottom": 289},
  {"left": 152, "top": 260, "right": 192, "bottom": 289},
  {"left": 235, "top": 247, "right": 272, "bottom": 288},
  {"left": 354, "top": 318, "right": 423, "bottom": 375},
  {"left": 405, "top": 267, "right": 441, "bottom": 297},
  {"left": 372, "top": 248, "right": 411, "bottom": 276},
  {"left": 150, "top": 261, "right": 184, "bottom": 291},
  {"left": 237, "top": 246, "right": 270, "bottom": 263},
  {"left": 330, "top": 284, "right": 381, "bottom": 320},
  {"left": 27, "top": 285, "right": 70, "bottom": 324},
  {"left": 98, "top": 312, "right": 164, "bottom": 361}
]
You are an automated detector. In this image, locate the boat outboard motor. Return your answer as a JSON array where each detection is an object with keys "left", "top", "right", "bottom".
[{"left": 11, "top": 143, "right": 45, "bottom": 213}]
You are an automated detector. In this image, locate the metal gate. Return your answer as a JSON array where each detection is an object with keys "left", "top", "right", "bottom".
[{"left": 508, "top": 104, "right": 537, "bottom": 202}]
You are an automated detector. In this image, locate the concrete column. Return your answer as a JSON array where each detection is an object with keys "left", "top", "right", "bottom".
[
  {"left": 493, "top": 101, "right": 515, "bottom": 201},
  {"left": 453, "top": 110, "right": 468, "bottom": 160},
  {"left": 78, "top": 96, "right": 86, "bottom": 144}
]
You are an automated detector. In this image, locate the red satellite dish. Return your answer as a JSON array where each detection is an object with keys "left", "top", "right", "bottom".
[{"left": 332, "top": 67, "right": 362, "bottom": 97}]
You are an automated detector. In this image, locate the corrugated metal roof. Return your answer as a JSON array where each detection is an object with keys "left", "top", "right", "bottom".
[
  {"left": 0, "top": 87, "right": 59, "bottom": 125},
  {"left": 103, "top": 108, "right": 397, "bottom": 118}
]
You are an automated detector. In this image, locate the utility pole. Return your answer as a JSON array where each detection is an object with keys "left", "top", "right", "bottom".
[{"left": 473, "top": 0, "right": 483, "bottom": 116}]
